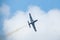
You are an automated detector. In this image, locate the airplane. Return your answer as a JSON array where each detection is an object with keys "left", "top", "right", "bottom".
[{"left": 28, "top": 13, "right": 38, "bottom": 32}]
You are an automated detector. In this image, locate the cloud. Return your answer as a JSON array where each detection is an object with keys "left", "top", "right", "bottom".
[
  {"left": 3, "top": 5, "right": 60, "bottom": 40},
  {"left": 1, "top": 4, "right": 10, "bottom": 18}
]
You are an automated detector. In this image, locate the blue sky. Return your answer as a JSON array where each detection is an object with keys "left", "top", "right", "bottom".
[{"left": 1, "top": 0, "right": 60, "bottom": 13}]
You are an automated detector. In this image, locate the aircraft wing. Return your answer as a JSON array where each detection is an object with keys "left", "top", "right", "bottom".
[
  {"left": 32, "top": 23, "right": 37, "bottom": 32},
  {"left": 29, "top": 13, "right": 33, "bottom": 21}
]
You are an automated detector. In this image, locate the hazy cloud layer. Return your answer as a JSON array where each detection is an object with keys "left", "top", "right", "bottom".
[
  {"left": 3, "top": 4, "right": 60, "bottom": 40},
  {"left": 1, "top": 4, "right": 10, "bottom": 18}
]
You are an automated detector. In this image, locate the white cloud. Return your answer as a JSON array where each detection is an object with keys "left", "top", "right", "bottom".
[
  {"left": 1, "top": 4, "right": 10, "bottom": 18},
  {"left": 3, "top": 5, "right": 60, "bottom": 40}
]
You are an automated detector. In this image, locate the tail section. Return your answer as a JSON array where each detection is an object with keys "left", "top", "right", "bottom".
[{"left": 28, "top": 21, "right": 31, "bottom": 28}]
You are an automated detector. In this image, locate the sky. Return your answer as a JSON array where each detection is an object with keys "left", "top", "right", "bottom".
[
  {"left": 1, "top": 0, "right": 60, "bottom": 12},
  {"left": 0, "top": 0, "right": 60, "bottom": 40}
]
